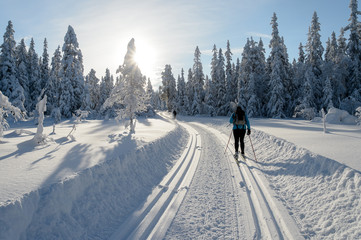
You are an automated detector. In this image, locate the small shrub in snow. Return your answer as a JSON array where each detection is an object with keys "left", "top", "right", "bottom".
[
  {"left": 356, "top": 107, "right": 361, "bottom": 125},
  {"left": 0, "top": 91, "right": 23, "bottom": 139}
]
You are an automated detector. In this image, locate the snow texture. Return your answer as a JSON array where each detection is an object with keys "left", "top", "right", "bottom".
[{"left": 0, "top": 111, "right": 360, "bottom": 239}]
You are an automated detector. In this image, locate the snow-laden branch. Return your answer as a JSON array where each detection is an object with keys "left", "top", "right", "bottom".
[{"left": 0, "top": 91, "right": 23, "bottom": 139}]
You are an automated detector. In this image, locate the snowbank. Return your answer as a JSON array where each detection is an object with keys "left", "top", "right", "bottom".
[
  {"left": 324, "top": 107, "right": 357, "bottom": 125},
  {"left": 250, "top": 130, "right": 361, "bottom": 239},
  {"left": 0, "top": 119, "right": 188, "bottom": 240}
]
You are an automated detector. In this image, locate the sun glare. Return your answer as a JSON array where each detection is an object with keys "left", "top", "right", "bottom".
[{"left": 133, "top": 40, "right": 156, "bottom": 78}]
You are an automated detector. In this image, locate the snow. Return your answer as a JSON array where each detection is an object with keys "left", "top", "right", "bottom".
[{"left": 0, "top": 112, "right": 360, "bottom": 239}]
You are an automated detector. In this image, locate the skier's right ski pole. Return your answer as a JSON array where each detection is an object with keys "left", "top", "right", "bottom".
[
  {"left": 248, "top": 135, "right": 258, "bottom": 162},
  {"left": 224, "top": 129, "right": 233, "bottom": 154}
]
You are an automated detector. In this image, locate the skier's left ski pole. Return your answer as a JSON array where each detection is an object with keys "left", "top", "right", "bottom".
[
  {"left": 224, "top": 129, "right": 233, "bottom": 154},
  {"left": 248, "top": 134, "right": 258, "bottom": 162}
]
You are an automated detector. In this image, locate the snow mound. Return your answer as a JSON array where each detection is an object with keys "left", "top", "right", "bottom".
[
  {"left": 325, "top": 107, "right": 357, "bottom": 125},
  {"left": 0, "top": 124, "right": 189, "bottom": 240},
  {"left": 251, "top": 130, "right": 361, "bottom": 239}
]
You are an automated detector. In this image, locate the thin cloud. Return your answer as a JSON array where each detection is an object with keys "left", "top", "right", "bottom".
[{"left": 246, "top": 32, "right": 272, "bottom": 40}]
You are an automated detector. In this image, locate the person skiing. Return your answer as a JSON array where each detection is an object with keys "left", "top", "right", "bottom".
[
  {"left": 172, "top": 110, "right": 177, "bottom": 119},
  {"left": 229, "top": 105, "right": 251, "bottom": 159}
]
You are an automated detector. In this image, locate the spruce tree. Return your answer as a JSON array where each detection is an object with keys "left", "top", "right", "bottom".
[
  {"left": 85, "top": 69, "right": 100, "bottom": 111},
  {"left": 0, "top": 21, "right": 25, "bottom": 113},
  {"left": 99, "top": 68, "right": 114, "bottom": 108},
  {"left": 15, "top": 39, "right": 30, "bottom": 113},
  {"left": 48, "top": 46, "right": 62, "bottom": 118},
  {"left": 161, "top": 64, "right": 177, "bottom": 112},
  {"left": 59, "top": 25, "right": 85, "bottom": 117},
  {"left": 192, "top": 46, "right": 205, "bottom": 114},
  {"left": 267, "top": 13, "right": 288, "bottom": 118},
  {"left": 28, "top": 38, "right": 41, "bottom": 113},
  {"left": 305, "top": 11, "right": 324, "bottom": 109}
]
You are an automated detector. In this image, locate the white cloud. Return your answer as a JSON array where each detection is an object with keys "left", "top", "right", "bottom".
[{"left": 246, "top": 32, "right": 272, "bottom": 40}]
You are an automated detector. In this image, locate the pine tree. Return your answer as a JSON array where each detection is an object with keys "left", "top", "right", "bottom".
[
  {"left": 145, "top": 78, "right": 155, "bottom": 114},
  {"left": 59, "top": 25, "right": 85, "bottom": 117},
  {"left": 161, "top": 64, "right": 177, "bottom": 112},
  {"left": 323, "top": 76, "right": 334, "bottom": 110},
  {"left": 305, "top": 11, "right": 324, "bottom": 110},
  {"left": 0, "top": 21, "right": 25, "bottom": 113},
  {"left": 85, "top": 69, "right": 100, "bottom": 111},
  {"left": 192, "top": 46, "right": 205, "bottom": 115},
  {"left": 345, "top": 0, "right": 361, "bottom": 96},
  {"left": 40, "top": 39, "right": 50, "bottom": 92},
  {"left": 334, "top": 28, "right": 348, "bottom": 105},
  {"left": 239, "top": 39, "right": 251, "bottom": 111},
  {"left": 99, "top": 68, "right": 114, "bottom": 108},
  {"left": 225, "top": 40, "right": 236, "bottom": 106},
  {"left": 267, "top": 13, "right": 289, "bottom": 118},
  {"left": 215, "top": 48, "right": 227, "bottom": 115},
  {"left": 105, "top": 38, "right": 147, "bottom": 133},
  {"left": 15, "top": 39, "right": 30, "bottom": 113},
  {"left": 28, "top": 38, "right": 41, "bottom": 114},
  {"left": 176, "top": 68, "right": 187, "bottom": 114},
  {"left": 48, "top": 46, "right": 62, "bottom": 119}
]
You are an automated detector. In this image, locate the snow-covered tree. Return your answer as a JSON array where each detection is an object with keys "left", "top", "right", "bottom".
[
  {"left": 0, "top": 21, "right": 26, "bottom": 113},
  {"left": 40, "top": 38, "right": 50, "bottom": 93},
  {"left": 99, "top": 69, "right": 113, "bottom": 106},
  {"left": 192, "top": 46, "right": 205, "bottom": 115},
  {"left": 0, "top": 90, "right": 22, "bottom": 139},
  {"left": 323, "top": 76, "right": 334, "bottom": 110},
  {"left": 15, "top": 39, "right": 30, "bottom": 113},
  {"left": 305, "top": 11, "right": 324, "bottom": 109},
  {"left": 215, "top": 48, "right": 227, "bottom": 116},
  {"left": 267, "top": 13, "right": 289, "bottom": 118},
  {"left": 33, "top": 94, "right": 48, "bottom": 144},
  {"left": 85, "top": 69, "right": 100, "bottom": 111},
  {"left": 176, "top": 68, "right": 188, "bottom": 114},
  {"left": 104, "top": 38, "right": 147, "bottom": 133},
  {"left": 27, "top": 38, "right": 41, "bottom": 114},
  {"left": 161, "top": 64, "right": 177, "bottom": 112},
  {"left": 47, "top": 46, "right": 62, "bottom": 121},
  {"left": 225, "top": 40, "right": 236, "bottom": 106},
  {"left": 59, "top": 25, "right": 85, "bottom": 117},
  {"left": 345, "top": 0, "right": 361, "bottom": 96}
]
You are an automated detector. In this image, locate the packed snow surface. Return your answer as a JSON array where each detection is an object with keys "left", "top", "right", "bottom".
[{"left": 0, "top": 112, "right": 360, "bottom": 239}]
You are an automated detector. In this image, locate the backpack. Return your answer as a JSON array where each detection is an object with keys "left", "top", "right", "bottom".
[{"left": 234, "top": 113, "right": 245, "bottom": 126}]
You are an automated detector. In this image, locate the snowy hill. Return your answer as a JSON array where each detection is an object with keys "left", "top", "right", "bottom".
[{"left": 0, "top": 112, "right": 360, "bottom": 239}]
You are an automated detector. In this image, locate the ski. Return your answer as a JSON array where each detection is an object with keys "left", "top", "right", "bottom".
[
  {"left": 239, "top": 154, "right": 246, "bottom": 162},
  {"left": 233, "top": 153, "right": 239, "bottom": 164}
]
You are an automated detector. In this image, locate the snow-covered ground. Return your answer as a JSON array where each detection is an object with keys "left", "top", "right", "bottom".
[{"left": 0, "top": 112, "right": 360, "bottom": 239}]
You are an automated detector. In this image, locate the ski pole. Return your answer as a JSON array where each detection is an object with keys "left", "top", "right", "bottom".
[
  {"left": 248, "top": 134, "right": 258, "bottom": 162},
  {"left": 224, "top": 129, "right": 233, "bottom": 154}
]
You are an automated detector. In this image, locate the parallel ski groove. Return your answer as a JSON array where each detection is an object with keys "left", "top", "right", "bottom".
[
  {"left": 110, "top": 122, "right": 201, "bottom": 240},
  {"left": 191, "top": 122, "right": 303, "bottom": 240}
]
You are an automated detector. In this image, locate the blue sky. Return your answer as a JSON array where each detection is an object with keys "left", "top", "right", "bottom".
[{"left": 0, "top": 0, "right": 351, "bottom": 88}]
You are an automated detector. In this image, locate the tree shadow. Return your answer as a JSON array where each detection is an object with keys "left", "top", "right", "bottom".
[
  {"left": 0, "top": 139, "right": 37, "bottom": 161},
  {"left": 40, "top": 143, "right": 92, "bottom": 188}
]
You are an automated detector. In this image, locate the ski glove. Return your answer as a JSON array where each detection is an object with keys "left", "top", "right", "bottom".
[{"left": 247, "top": 129, "right": 251, "bottom": 135}]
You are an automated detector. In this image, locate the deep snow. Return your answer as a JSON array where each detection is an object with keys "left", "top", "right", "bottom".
[{"left": 0, "top": 112, "right": 360, "bottom": 239}]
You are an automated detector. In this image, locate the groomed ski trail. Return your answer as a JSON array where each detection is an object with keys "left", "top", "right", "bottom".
[
  {"left": 190, "top": 122, "right": 304, "bottom": 240},
  {"left": 109, "top": 120, "right": 202, "bottom": 240}
]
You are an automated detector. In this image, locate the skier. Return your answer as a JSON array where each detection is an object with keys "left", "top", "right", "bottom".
[
  {"left": 229, "top": 105, "right": 251, "bottom": 159},
  {"left": 173, "top": 110, "right": 177, "bottom": 119}
]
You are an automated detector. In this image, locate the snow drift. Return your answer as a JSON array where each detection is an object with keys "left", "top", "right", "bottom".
[{"left": 0, "top": 122, "right": 188, "bottom": 240}]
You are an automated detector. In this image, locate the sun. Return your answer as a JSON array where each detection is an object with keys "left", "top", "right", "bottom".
[{"left": 133, "top": 40, "right": 156, "bottom": 78}]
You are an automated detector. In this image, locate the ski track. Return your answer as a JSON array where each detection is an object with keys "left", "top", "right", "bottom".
[
  {"left": 185, "top": 122, "right": 304, "bottom": 240},
  {"left": 109, "top": 119, "right": 202, "bottom": 240},
  {"left": 115, "top": 115, "right": 305, "bottom": 239},
  {"left": 164, "top": 122, "right": 251, "bottom": 240}
]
